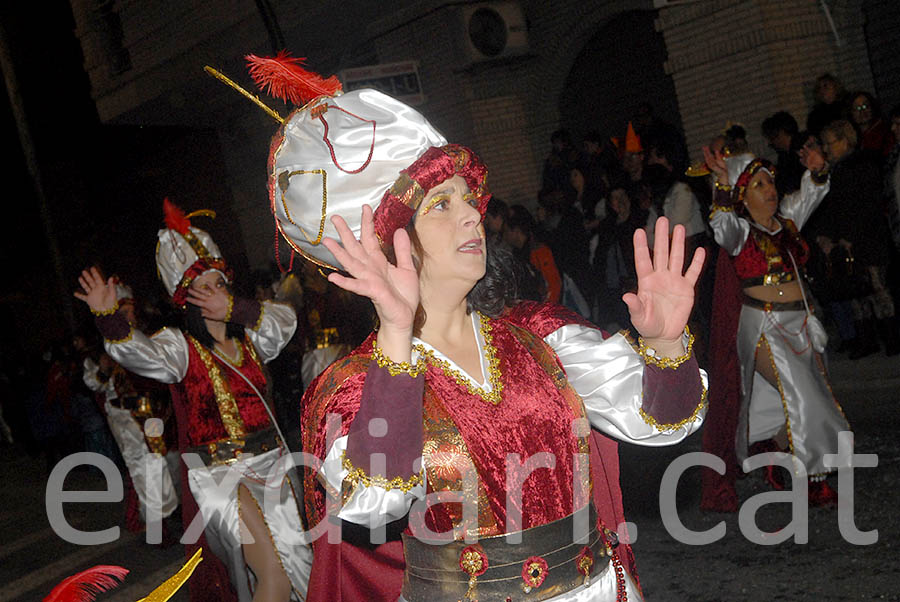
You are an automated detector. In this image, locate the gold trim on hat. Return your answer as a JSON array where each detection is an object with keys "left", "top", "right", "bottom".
[{"left": 279, "top": 169, "right": 328, "bottom": 245}]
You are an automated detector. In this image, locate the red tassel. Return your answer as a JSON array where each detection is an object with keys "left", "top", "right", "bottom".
[
  {"left": 163, "top": 198, "right": 191, "bottom": 235},
  {"left": 246, "top": 51, "right": 342, "bottom": 105},
  {"left": 44, "top": 566, "right": 128, "bottom": 602}
]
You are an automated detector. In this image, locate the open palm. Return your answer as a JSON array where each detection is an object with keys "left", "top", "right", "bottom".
[
  {"left": 322, "top": 204, "right": 419, "bottom": 334},
  {"left": 623, "top": 217, "right": 705, "bottom": 341}
]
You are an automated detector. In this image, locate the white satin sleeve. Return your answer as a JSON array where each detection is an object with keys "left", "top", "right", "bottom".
[
  {"left": 246, "top": 301, "right": 298, "bottom": 363},
  {"left": 544, "top": 325, "right": 707, "bottom": 446},
  {"left": 104, "top": 327, "right": 189, "bottom": 384},
  {"left": 320, "top": 435, "right": 426, "bottom": 528},
  {"left": 710, "top": 206, "right": 751, "bottom": 256},
  {"left": 779, "top": 170, "right": 830, "bottom": 230},
  {"left": 82, "top": 358, "right": 116, "bottom": 399}
]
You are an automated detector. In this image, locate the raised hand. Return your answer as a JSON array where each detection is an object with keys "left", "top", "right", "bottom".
[
  {"left": 798, "top": 145, "right": 826, "bottom": 174},
  {"left": 322, "top": 204, "right": 420, "bottom": 342},
  {"left": 702, "top": 146, "right": 728, "bottom": 183},
  {"left": 623, "top": 217, "right": 705, "bottom": 350},
  {"left": 74, "top": 267, "right": 118, "bottom": 314},
  {"left": 186, "top": 286, "right": 231, "bottom": 321}
]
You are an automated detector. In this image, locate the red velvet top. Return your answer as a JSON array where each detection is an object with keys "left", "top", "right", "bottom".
[
  {"left": 178, "top": 336, "right": 271, "bottom": 447},
  {"left": 732, "top": 217, "right": 809, "bottom": 284}
]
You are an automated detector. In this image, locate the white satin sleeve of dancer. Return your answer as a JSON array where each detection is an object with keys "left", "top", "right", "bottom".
[
  {"left": 709, "top": 205, "right": 751, "bottom": 256},
  {"left": 245, "top": 300, "right": 298, "bottom": 362},
  {"left": 543, "top": 326, "right": 707, "bottom": 446},
  {"left": 104, "top": 327, "right": 189, "bottom": 384},
  {"left": 779, "top": 170, "right": 830, "bottom": 230},
  {"left": 320, "top": 435, "right": 426, "bottom": 527}
]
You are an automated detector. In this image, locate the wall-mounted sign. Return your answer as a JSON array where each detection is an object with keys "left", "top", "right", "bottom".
[{"left": 339, "top": 61, "right": 424, "bottom": 105}]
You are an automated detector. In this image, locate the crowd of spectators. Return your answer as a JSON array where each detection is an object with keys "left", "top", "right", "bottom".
[{"left": 489, "top": 74, "right": 900, "bottom": 362}]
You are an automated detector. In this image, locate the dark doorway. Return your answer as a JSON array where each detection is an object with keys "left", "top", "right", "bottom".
[
  {"left": 560, "top": 10, "right": 683, "bottom": 148},
  {"left": 863, "top": 0, "right": 900, "bottom": 112}
]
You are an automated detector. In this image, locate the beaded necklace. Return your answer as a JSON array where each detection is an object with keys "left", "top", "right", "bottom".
[{"left": 413, "top": 312, "right": 504, "bottom": 405}]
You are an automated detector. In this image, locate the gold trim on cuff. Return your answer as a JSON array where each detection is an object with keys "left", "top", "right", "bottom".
[
  {"left": 708, "top": 204, "right": 735, "bottom": 219},
  {"left": 105, "top": 328, "right": 134, "bottom": 344},
  {"left": 371, "top": 342, "right": 427, "bottom": 378},
  {"left": 639, "top": 381, "right": 708, "bottom": 432},
  {"left": 252, "top": 302, "right": 265, "bottom": 331},
  {"left": 341, "top": 451, "right": 423, "bottom": 493},
  {"left": 637, "top": 326, "right": 695, "bottom": 370},
  {"left": 91, "top": 301, "right": 120, "bottom": 317}
]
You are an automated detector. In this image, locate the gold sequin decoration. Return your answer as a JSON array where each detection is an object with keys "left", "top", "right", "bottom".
[
  {"left": 371, "top": 343, "right": 427, "bottom": 377},
  {"left": 341, "top": 451, "right": 423, "bottom": 492},
  {"left": 413, "top": 312, "right": 503, "bottom": 405},
  {"left": 252, "top": 303, "right": 266, "bottom": 332},
  {"left": 280, "top": 169, "right": 328, "bottom": 245},
  {"left": 634, "top": 326, "right": 695, "bottom": 370},
  {"left": 639, "top": 380, "right": 708, "bottom": 432},
  {"left": 188, "top": 336, "right": 246, "bottom": 440},
  {"left": 105, "top": 328, "right": 135, "bottom": 345}
]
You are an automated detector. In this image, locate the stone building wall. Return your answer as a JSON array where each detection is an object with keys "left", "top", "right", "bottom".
[{"left": 69, "top": 0, "right": 889, "bottom": 267}]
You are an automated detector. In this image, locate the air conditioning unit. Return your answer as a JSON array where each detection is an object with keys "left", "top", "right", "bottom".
[{"left": 460, "top": 1, "right": 529, "bottom": 64}]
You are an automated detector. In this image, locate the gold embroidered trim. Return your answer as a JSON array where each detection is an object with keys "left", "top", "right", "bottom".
[
  {"left": 635, "top": 326, "right": 695, "bottom": 369},
  {"left": 371, "top": 342, "right": 426, "bottom": 377},
  {"left": 639, "top": 380, "right": 708, "bottom": 432},
  {"left": 413, "top": 312, "right": 504, "bottom": 405},
  {"left": 713, "top": 181, "right": 732, "bottom": 191},
  {"left": 708, "top": 203, "right": 735, "bottom": 219},
  {"left": 91, "top": 301, "right": 120, "bottom": 317},
  {"left": 244, "top": 335, "right": 262, "bottom": 370},
  {"left": 252, "top": 303, "right": 265, "bottom": 332},
  {"left": 224, "top": 294, "right": 234, "bottom": 322},
  {"left": 341, "top": 451, "right": 423, "bottom": 492},
  {"left": 279, "top": 169, "right": 328, "bottom": 245},
  {"left": 105, "top": 328, "right": 134, "bottom": 344},
  {"left": 188, "top": 336, "right": 246, "bottom": 439}
]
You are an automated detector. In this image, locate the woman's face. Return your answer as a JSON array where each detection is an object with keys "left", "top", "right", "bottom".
[
  {"left": 413, "top": 174, "right": 486, "bottom": 292},
  {"left": 190, "top": 270, "right": 227, "bottom": 295},
  {"left": 816, "top": 79, "right": 837, "bottom": 104},
  {"left": 743, "top": 169, "right": 778, "bottom": 223},
  {"left": 851, "top": 95, "right": 873, "bottom": 128}
]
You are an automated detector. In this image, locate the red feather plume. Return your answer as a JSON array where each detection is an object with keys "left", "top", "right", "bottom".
[
  {"left": 44, "top": 565, "right": 129, "bottom": 602},
  {"left": 246, "top": 51, "right": 342, "bottom": 105},
  {"left": 163, "top": 197, "right": 191, "bottom": 234}
]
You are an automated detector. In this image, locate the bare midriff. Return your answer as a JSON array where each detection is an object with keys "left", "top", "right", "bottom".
[{"left": 743, "top": 280, "right": 804, "bottom": 303}]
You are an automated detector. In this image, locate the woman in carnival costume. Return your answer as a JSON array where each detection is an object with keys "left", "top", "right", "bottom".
[
  {"left": 700, "top": 146, "right": 852, "bottom": 513},
  {"left": 236, "top": 53, "right": 708, "bottom": 601},
  {"left": 82, "top": 281, "right": 179, "bottom": 532},
  {"left": 75, "top": 201, "right": 311, "bottom": 602}
]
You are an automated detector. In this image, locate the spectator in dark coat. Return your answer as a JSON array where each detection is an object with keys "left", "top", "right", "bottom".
[
  {"left": 813, "top": 120, "right": 899, "bottom": 356},
  {"left": 806, "top": 73, "right": 849, "bottom": 136},
  {"left": 762, "top": 111, "right": 805, "bottom": 196}
]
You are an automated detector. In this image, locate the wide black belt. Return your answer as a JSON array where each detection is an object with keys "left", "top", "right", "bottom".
[
  {"left": 189, "top": 427, "right": 281, "bottom": 467},
  {"left": 741, "top": 271, "right": 796, "bottom": 288},
  {"left": 107, "top": 395, "right": 138, "bottom": 411},
  {"left": 401, "top": 503, "right": 615, "bottom": 601},
  {"left": 742, "top": 294, "right": 805, "bottom": 312}
]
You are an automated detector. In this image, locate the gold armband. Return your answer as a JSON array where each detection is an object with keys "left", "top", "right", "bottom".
[
  {"left": 91, "top": 301, "right": 120, "bottom": 317},
  {"left": 371, "top": 342, "right": 426, "bottom": 377},
  {"left": 638, "top": 326, "right": 695, "bottom": 369},
  {"left": 713, "top": 181, "right": 732, "bottom": 192},
  {"left": 341, "top": 451, "right": 423, "bottom": 493}
]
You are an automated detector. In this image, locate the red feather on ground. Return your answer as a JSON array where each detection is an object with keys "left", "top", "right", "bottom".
[
  {"left": 246, "top": 51, "right": 342, "bottom": 105},
  {"left": 44, "top": 565, "right": 129, "bottom": 602}
]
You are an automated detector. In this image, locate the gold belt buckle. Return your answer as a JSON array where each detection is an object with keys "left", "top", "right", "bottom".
[{"left": 208, "top": 438, "right": 247, "bottom": 466}]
